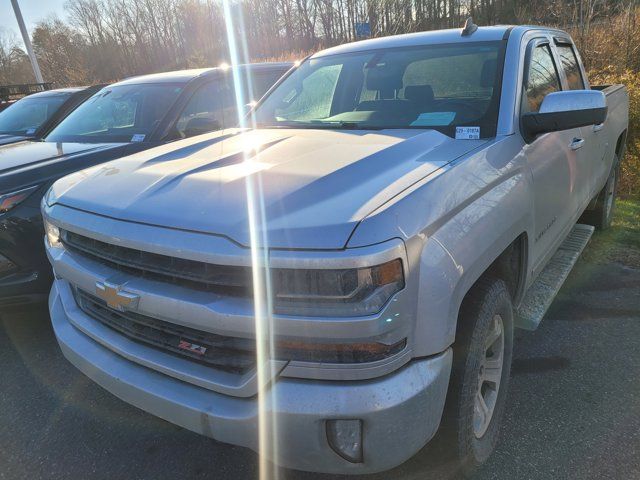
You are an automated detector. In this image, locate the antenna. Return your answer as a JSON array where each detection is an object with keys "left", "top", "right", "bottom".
[{"left": 461, "top": 17, "right": 478, "bottom": 36}]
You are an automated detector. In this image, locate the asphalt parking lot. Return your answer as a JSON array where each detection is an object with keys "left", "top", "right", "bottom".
[{"left": 1, "top": 255, "right": 639, "bottom": 480}]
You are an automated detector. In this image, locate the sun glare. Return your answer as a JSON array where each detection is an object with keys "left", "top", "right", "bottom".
[{"left": 221, "top": 2, "right": 279, "bottom": 480}]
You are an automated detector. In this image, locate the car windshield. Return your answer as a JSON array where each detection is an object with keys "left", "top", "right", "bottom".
[
  {"left": 46, "top": 83, "right": 183, "bottom": 143},
  {"left": 0, "top": 94, "right": 70, "bottom": 136},
  {"left": 252, "top": 42, "right": 503, "bottom": 138}
]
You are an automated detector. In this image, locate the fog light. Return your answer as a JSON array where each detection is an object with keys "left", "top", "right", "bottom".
[
  {"left": 326, "top": 419, "right": 363, "bottom": 463},
  {"left": 0, "top": 253, "right": 16, "bottom": 274}
]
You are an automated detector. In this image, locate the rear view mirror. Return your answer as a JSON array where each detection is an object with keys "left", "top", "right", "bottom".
[
  {"left": 522, "top": 90, "right": 607, "bottom": 143},
  {"left": 184, "top": 116, "right": 221, "bottom": 138}
]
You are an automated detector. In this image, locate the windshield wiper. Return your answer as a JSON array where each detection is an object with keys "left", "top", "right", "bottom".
[
  {"left": 332, "top": 121, "right": 367, "bottom": 129},
  {"left": 256, "top": 121, "right": 386, "bottom": 130}
]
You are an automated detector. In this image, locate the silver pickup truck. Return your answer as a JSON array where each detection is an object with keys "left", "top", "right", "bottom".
[{"left": 42, "top": 24, "right": 628, "bottom": 477}]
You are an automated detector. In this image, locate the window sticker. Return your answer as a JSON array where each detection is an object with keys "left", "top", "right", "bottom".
[
  {"left": 25, "top": 128, "right": 36, "bottom": 135},
  {"left": 410, "top": 112, "right": 456, "bottom": 127},
  {"left": 131, "top": 134, "right": 146, "bottom": 142},
  {"left": 455, "top": 126, "right": 480, "bottom": 140}
]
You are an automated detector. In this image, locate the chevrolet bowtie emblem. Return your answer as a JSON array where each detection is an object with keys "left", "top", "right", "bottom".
[{"left": 95, "top": 281, "right": 139, "bottom": 312}]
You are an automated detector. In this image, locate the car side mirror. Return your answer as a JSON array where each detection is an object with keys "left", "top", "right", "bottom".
[
  {"left": 243, "top": 102, "right": 256, "bottom": 115},
  {"left": 521, "top": 90, "right": 607, "bottom": 143},
  {"left": 184, "top": 116, "right": 221, "bottom": 138}
]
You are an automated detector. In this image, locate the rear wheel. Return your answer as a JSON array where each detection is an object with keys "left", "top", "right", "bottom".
[
  {"left": 582, "top": 157, "right": 619, "bottom": 230},
  {"left": 440, "top": 277, "right": 514, "bottom": 478}
]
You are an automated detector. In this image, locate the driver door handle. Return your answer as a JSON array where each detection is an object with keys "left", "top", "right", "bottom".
[
  {"left": 570, "top": 138, "right": 585, "bottom": 150},
  {"left": 593, "top": 123, "right": 605, "bottom": 132}
]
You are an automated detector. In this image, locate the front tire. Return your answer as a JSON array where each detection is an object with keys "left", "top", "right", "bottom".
[{"left": 440, "top": 277, "right": 514, "bottom": 478}]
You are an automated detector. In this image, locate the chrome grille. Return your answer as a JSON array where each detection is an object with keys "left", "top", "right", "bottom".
[
  {"left": 62, "top": 230, "right": 251, "bottom": 295},
  {"left": 74, "top": 288, "right": 256, "bottom": 373}
]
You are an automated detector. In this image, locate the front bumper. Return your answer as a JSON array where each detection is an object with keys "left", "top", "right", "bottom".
[{"left": 50, "top": 280, "right": 452, "bottom": 475}]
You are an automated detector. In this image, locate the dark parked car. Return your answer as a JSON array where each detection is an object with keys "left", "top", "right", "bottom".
[
  {"left": 0, "top": 86, "right": 103, "bottom": 146},
  {"left": 0, "top": 62, "right": 292, "bottom": 307},
  {"left": 0, "top": 82, "right": 53, "bottom": 112}
]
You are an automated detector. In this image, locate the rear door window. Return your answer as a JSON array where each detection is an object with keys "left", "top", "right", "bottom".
[
  {"left": 175, "top": 70, "right": 287, "bottom": 136},
  {"left": 556, "top": 44, "right": 585, "bottom": 90},
  {"left": 174, "top": 82, "right": 223, "bottom": 138},
  {"left": 242, "top": 71, "right": 287, "bottom": 104}
]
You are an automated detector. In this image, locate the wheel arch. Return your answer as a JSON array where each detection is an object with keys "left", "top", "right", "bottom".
[
  {"left": 449, "top": 232, "right": 528, "bottom": 344},
  {"left": 615, "top": 129, "right": 627, "bottom": 160}
]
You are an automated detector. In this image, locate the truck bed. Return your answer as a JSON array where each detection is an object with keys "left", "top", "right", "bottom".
[{"left": 593, "top": 83, "right": 629, "bottom": 156}]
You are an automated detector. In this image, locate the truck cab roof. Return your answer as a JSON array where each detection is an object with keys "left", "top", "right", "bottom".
[
  {"left": 313, "top": 25, "right": 572, "bottom": 59},
  {"left": 25, "top": 87, "right": 85, "bottom": 98}
]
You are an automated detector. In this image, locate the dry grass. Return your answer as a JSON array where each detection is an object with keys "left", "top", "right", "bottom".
[
  {"left": 588, "top": 68, "right": 640, "bottom": 198},
  {"left": 253, "top": 51, "right": 313, "bottom": 63},
  {"left": 583, "top": 198, "right": 640, "bottom": 267}
]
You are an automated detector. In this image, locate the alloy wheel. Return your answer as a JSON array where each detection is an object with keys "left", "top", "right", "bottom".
[{"left": 473, "top": 314, "right": 504, "bottom": 438}]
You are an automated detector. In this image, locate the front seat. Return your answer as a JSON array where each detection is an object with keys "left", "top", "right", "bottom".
[{"left": 356, "top": 65, "right": 406, "bottom": 113}]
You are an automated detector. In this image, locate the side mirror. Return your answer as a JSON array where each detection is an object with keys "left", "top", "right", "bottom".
[
  {"left": 243, "top": 101, "right": 256, "bottom": 115},
  {"left": 184, "top": 116, "right": 221, "bottom": 138},
  {"left": 522, "top": 90, "right": 607, "bottom": 143}
]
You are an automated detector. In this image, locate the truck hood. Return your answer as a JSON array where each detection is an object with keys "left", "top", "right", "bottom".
[
  {"left": 0, "top": 134, "right": 29, "bottom": 146},
  {"left": 0, "top": 140, "right": 125, "bottom": 176},
  {"left": 51, "top": 128, "right": 487, "bottom": 249}
]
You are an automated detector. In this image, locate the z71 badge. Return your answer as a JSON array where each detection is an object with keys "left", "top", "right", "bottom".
[{"left": 177, "top": 340, "right": 207, "bottom": 355}]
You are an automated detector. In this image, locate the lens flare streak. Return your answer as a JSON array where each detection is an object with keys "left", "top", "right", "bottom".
[{"left": 221, "top": 3, "right": 279, "bottom": 479}]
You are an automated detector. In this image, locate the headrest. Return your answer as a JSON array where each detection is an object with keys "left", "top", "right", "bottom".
[
  {"left": 481, "top": 58, "right": 498, "bottom": 88},
  {"left": 365, "top": 66, "right": 403, "bottom": 93},
  {"left": 404, "top": 85, "right": 435, "bottom": 104}
]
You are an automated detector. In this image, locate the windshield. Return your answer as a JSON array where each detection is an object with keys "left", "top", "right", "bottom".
[
  {"left": 0, "top": 94, "right": 70, "bottom": 136},
  {"left": 252, "top": 42, "right": 503, "bottom": 138},
  {"left": 46, "top": 83, "right": 183, "bottom": 143}
]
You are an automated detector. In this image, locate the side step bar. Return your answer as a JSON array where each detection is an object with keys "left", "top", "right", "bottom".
[{"left": 515, "top": 224, "right": 595, "bottom": 330}]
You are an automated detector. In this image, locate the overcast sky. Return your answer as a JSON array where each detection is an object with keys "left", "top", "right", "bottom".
[{"left": 1, "top": 0, "right": 68, "bottom": 41}]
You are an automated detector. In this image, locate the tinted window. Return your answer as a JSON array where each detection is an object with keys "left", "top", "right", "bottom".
[
  {"left": 556, "top": 44, "right": 584, "bottom": 90},
  {"left": 212, "top": 70, "right": 285, "bottom": 127},
  {"left": 173, "top": 70, "right": 287, "bottom": 138},
  {"left": 523, "top": 44, "right": 561, "bottom": 113},
  {"left": 253, "top": 43, "right": 503, "bottom": 138},
  {"left": 174, "top": 82, "right": 223, "bottom": 138},
  {"left": 47, "top": 84, "right": 183, "bottom": 143},
  {"left": 244, "top": 71, "right": 287, "bottom": 103},
  {"left": 0, "top": 94, "right": 69, "bottom": 135}
]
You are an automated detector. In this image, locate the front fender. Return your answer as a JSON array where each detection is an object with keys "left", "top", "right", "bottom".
[
  {"left": 349, "top": 135, "right": 533, "bottom": 357},
  {"left": 411, "top": 175, "right": 531, "bottom": 356}
]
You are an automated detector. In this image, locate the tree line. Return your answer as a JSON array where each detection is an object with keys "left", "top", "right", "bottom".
[
  {"left": 0, "top": 0, "right": 638, "bottom": 87},
  {"left": 0, "top": 0, "right": 638, "bottom": 194}
]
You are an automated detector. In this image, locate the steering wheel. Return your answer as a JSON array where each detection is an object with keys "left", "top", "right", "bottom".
[{"left": 435, "top": 100, "right": 485, "bottom": 118}]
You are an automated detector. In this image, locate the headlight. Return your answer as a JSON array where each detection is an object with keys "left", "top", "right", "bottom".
[
  {"left": 272, "top": 259, "right": 404, "bottom": 316},
  {"left": 0, "top": 185, "right": 40, "bottom": 214},
  {"left": 45, "top": 186, "right": 58, "bottom": 207},
  {"left": 44, "top": 218, "right": 61, "bottom": 247}
]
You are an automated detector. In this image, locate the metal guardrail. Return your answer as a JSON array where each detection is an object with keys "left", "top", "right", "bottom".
[{"left": 0, "top": 82, "right": 53, "bottom": 102}]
